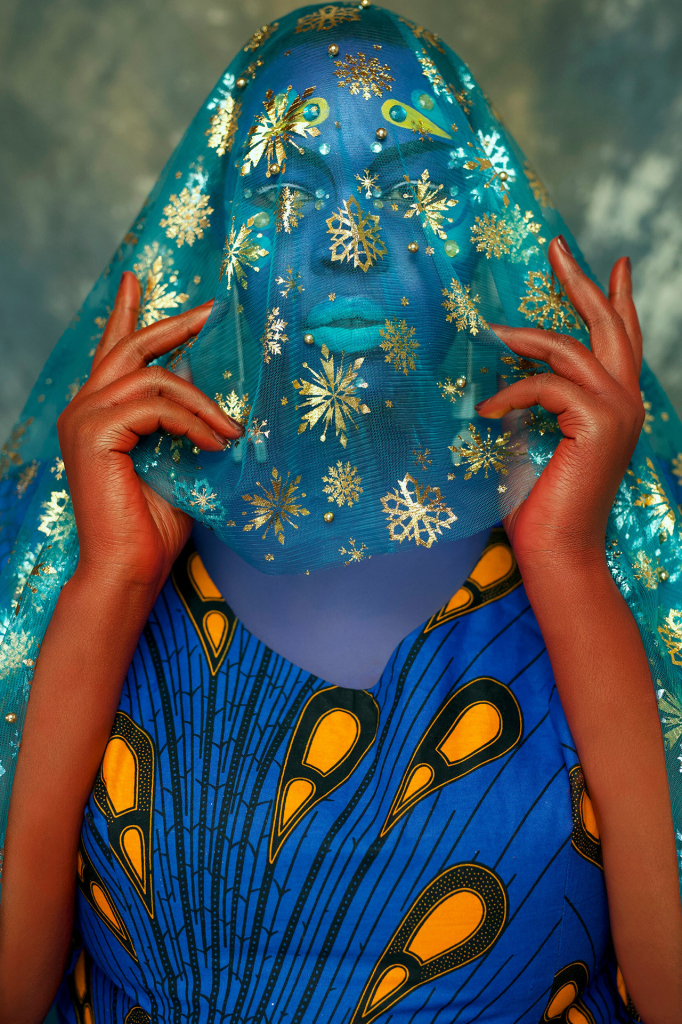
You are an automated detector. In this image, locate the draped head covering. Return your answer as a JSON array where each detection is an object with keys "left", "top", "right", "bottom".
[{"left": 1, "top": 2, "right": 682, "bottom": 898}]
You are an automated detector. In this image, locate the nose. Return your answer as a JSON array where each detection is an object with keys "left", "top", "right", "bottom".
[{"left": 308, "top": 189, "right": 390, "bottom": 280}]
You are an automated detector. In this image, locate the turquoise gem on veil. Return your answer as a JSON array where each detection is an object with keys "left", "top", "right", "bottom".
[
  {"left": 303, "top": 102, "right": 320, "bottom": 121},
  {"left": 389, "top": 103, "right": 407, "bottom": 122}
]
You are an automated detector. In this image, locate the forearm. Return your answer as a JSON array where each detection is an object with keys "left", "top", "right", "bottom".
[
  {"left": 521, "top": 551, "right": 682, "bottom": 1022},
  {"left": 0, "top": 569, "right": 158, "bottom": 1024}
]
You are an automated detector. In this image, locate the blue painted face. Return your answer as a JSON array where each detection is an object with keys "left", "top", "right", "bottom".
[{"left": 230, "top": 37, "right": 475, "bottom": 369}]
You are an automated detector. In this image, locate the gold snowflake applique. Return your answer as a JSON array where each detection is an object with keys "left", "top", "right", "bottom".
[
  {"left": 633, "top": 457, "right": 676, "bottom": 536},
  {"left": 526, "top": 409, "right": 557, "bottom": 436},
  {"left": 381, "top": 474, "right": 457, "bottom": 548},
  {"left": 205, "top": 95, "right": 242, "bottom": 157},
  {"left": 160, "top": 187, "right": 213, "bottom": 248},
  {"left": 454, "top": 88, "right": 473, "bottom": 114},
  {"left": 295, "top": 4, "right": 361, "bottom": 32},
  {"left": 215, "top": 390, "right": 251, "bottom": 425},
  {"left": 442, "top": 279, "right": 486, "bottom": 335},
  {"left": 219, "top": 217, "right": 269, "bottom": 290},
  {"left": 322, "top": 460, "right": 363, "bottom": 506},
  {"left": 189, "top": 485, "right": 218, "bottom": 512},
  {"left": 518, "top": 271, "right": 581, "bottom": 331},
  {"left": 398, "top": 17, "right": 445, "bottom": 52},
  {"left": 242, "top": 86, "right": 321, "bottom": 177},
  {"left": 500, "top": 354, "right": 542, "bottom": 379},
  {"left": 413, "top": 447, "right": 432, "bottom": 471},
  {"left": 379, "top": 319, "right": 419, "bottom": 375},
  {"left": 242, "top": 467, "right": 310, "bottom": 544},
  {"left": 51, "top": 457, "right": 65, "bottom": 480},
  {"left": 242, "top": 57, "right": 264, "bottom": 81},
  {"left": 276, "top": 267, "right": 304, "bottom": 298},
  {"left": 276, "top": 185, "right": 305, "bottom": 233},
  {"left": 641, "top": 391, "right": 654, "bottom": 434},
  {"left": 471, "top": 212, "right": 512, "bottom": 259},
  {"left": 402, "top": 169, "right": 457, "bottom": 239},
  {"left": 134, "top": 243, "right": 189, "bottom": 327},
  {"left": 449, "top": 423, "right": 519, "bottom": 479},
  {"left": 503, "top": 205, "right": 546, "bottom": 262},
  {"left": 657, "top": 685, "right": 682, "bottom": 747},
  {"left": 244, "top": 21, "right": 279, "bottom": 51},
  {"left": 0, "top": 418, "right": 33, "bottom": 479},
  {"left": 261, "top": 307, "right": 288, "bottom": 363},
  {"left": 672, "top": 453, "right": 682, "bottom": 482},
  {"left": 339, "top": 538, "right": 369, "bottom": 564},
  {"left": 38, "top": 489, "right": 70, "bottom": 536},
  {"left": 437, "top": 377, "right": 466, "bottom": 403},
  {"left": 247, "top": 418, "right": 270, "bottom": 445},
  {"left": 659, "top": 609, "right": 682, "bottom": 667},
  {"left": 293, "top": 343, "right": 371, "bottom": 448},
  {"left": 416, "top": 51, "right": 449, "bottom": 96},
  {"left": 355, "top": 169, "right": 379, "bottom": 199},
  {"left": 524, "top": 160, "right": 553, "bottom": 208},
  {"left": 464, "top": 156, "right": 511, "bottom": 206},
  {"left": 633, "top": 550, "right": 658, "bottom": 590},
  {"left": 0, "top": 629, "right": 35, "bottom": 673},
  {"left": 334, "top": 52, "right": 394, "bottom": 100},
  {"left": 326, "top": 196, "right": 386, "bottom": 272}
]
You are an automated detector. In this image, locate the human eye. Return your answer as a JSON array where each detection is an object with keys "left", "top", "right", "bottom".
[
  {"left": 248, "top": 183, "right": 314, "bottom": 211},
  {"left": 383, "top": 178, "right": 421, "bottom": 209}
]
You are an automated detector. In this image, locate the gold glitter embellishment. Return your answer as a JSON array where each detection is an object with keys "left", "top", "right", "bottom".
[
  {"left": 261, "top": 307, "right": 288, "bottom": 363},
  {"left": 219, "top": 217, "right": 269, "bottom": 290},
  {"left": 248, "top": 418, "right": 270, "bottom": 445},
  {"left": 500, "top": 354, "right": 542, "bottom": 379},
  {"left": 449, "top": 423, "right": 519, "bottom": 479},
  {"left": 0, "top": 418, "right": 33, "bottom": 479},
  {"left": 641, "top": 391, "right": 654, "bottom": 434},
  {"left": 322, "top": 460, "right": 363, "bottom": 506},
  {"left": 454, "top": 88, "right": 473, "bottom": 114},
  {"left": 244, "top": 21, "right": 279, "bottom": 51},
  {"left": 356, "top": 169, "right": 379, "bottom": 199},
  {"left": 442, "top": 278, "right": 486, "bottom": 335},
  {"left": 437, "top": 377, "right": 465, "bottom": 403},
  {"left": 473, "top": 206, "right": 546, "bottom": 263},
  {"left": 659, "top": 610, "right": 682, "bottom": 667},
  {"left": 215, "top": 390, "right": 251, "bottom": 425},
  {"left": 379, "top": 318, "right": 419, "bottom": 375},
  {"left": 339, "top": 538, "right": 369, "bottom": 564},
  {"left": 333, "top": 52, "right": 394, "bottom": 101},
  {"left": 464, "top": 156, "right": 511, "bottom": 206},
  {"left": 326, "top": 196, "right": 386, "bottom": 272},
  {"left": 206, "top": 95, "right": 242, "bottom": 157},
  {"left": 633, "top": 550, "right": 658, "bottom": 590},
  {"left": 293, "top": 343, "right": 371, "bottom": 448},
  {"left": 381, "top": 474, "right": 457, "bottom": 548},
  {"left": 242, "top": 467, "right": 310, "bottom": 544},
  {"left": 295, "top": 4, "right": 361, "bottom": 32},
  {"left": 526, "top": 409, "right": 557, "bottom": 435},
  {"left": 658, "top": 686, "right": 682, "bottom": 747},
  {"left": 416, "top": 51, "right": 449, "bottom": 96},
  {"left": 402, "top": 169, "right": 457, "bottom": 239},
  {"left": 16, "top": 460, "right": 39, "bottom": 497},
  {"left": 51, "top": 457, "right": 65, "bottom": 480},
  {"left": 276, "top": 267, "right": 304, "bottom": 297},
  {"left": 242, "top": 86, "right": 321, "bottom": 177},
  {"left": 518, "top": 271, "right": 581, "bottom": 331},
  {"left": 160, "top": 187, "right": 213, "bottom": 248},
  {"left": 38, "top": 489, "right": 70, "bottom": 536},
  {"left": 524, "top": 160, "right": 553, "bottom": 208},
  {"left": 276, "top": 185, "right": 305, "bottom": 233},
  {"left": 242, "top": 57, "right": 264, "bottom": 81},
  {"left": 471, "top": 212, "right": 511, "bottom": 259},
  {"left": 133, "top": 244, "right": 189, "bottom": 327},
  {"left": 189, "top": 486, "right": 218, "bottom": 512},
  {"left": 413, "top": 447, "right": 432, "bottom": 471},
  {"left": 398, "top": 17, "right": 445, "bottom": 52},
  {"left": 633, "top": 457, "right": 676, "bottom": 536},
  {"left": 672, "top": 453, "right": 682, "bottom": 481}
]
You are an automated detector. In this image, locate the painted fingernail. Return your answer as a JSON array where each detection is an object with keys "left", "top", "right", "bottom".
[
  {"left": 474, "top": 401, "right": 486, "bottom": 412},
  {"left": 625, "top": 256, "right": 631, "bottom": 273},
  {"left": 213, "top": 431, "right": 230, "bottom": 446},
  {"left": 556, "top": 234, "right": 572, "bottom": 256}
]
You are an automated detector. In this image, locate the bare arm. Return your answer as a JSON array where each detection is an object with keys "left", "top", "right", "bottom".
[
  {"left": 482, "top": 240, "right": 682, "bottom": 1022},
  {"left": 0, "top": 276, "right": 242, "bottom": 1024}
]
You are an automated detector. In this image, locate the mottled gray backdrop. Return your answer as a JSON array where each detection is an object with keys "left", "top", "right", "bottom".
[{"left": 2, "top": 0, "right": 682, "bottom": 441}]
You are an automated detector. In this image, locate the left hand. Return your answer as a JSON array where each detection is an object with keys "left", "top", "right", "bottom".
[{"left": 478, "top": 235, "right": 644, "bottom": 570}]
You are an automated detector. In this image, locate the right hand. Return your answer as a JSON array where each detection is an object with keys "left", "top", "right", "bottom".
[{"left": 58, "top": 271, "right": 242, "bottom": 591}]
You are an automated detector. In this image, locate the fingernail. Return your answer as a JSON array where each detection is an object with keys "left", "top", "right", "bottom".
[
  {"left": 221, "top": 414, "right": 241, "bottom": 431},
  {"left": 624, "top": 256, "right": 631, "bottom": 273},
  {"left": 556, "top": 234, "right": 572, "bottom": 256},
  {"left": 474, "top": 401, "right": 486, "bottom": 412},
  {"left": 213, "top": 431, "right": 229, "bottom": 446}
]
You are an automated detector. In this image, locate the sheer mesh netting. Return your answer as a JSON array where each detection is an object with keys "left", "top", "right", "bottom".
[{"left": 1, "top": 4, "right": 682, "bottom": 896}]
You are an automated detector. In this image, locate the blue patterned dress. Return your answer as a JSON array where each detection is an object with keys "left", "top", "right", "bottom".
[{"left": 53, "top": 530, "right": 638, "bottom": 1023}]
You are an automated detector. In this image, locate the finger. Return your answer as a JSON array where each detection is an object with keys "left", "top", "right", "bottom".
[
  {"left": 88, "top": 301, "right": 214, "bottom": 392},
  {"left": 92, "top": 273, "right": 141, "bottom": 372},
  {"left": 548, "top": 236, "right": 639, "bottom": 391},
  {"left": 84, "top": 366, "right": 243, "bottom": 439},
  {"left": 608, "top": 256, "right": 643, "bottom": 376},
  {"left": 490, "top": 323, "right": 618, "bottom": 396},
  {"left": 476, "top": 372, "right": 612, "bottom": 438},
  {"left": 91, "top": 398, "right": 233, "bottom": 455}
]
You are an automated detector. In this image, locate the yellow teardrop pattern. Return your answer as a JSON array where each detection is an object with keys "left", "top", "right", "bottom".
[
  {"left": 568, "top": 765, "right": 603, "bottom": 870},
  {"left": 541, "top": 962, "right": 596, "bottom": 1024}
]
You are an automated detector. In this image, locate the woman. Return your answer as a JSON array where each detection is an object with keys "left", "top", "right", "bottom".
[{"left": 0, "top": 6, "right": 681, "bottom": 1022}]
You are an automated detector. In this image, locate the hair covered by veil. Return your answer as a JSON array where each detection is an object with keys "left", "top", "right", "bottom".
[{"left": 1, "top": 2, "right": 682, "bottom": 899}]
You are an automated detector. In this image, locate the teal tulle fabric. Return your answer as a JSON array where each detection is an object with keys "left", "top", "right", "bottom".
[{"left": 1, "top": 3, "right": 681, "bottom": 898}]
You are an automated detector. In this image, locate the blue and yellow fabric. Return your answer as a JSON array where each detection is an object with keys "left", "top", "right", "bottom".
[
  {"left": 54, "top": 532, "right": 638, "bottom": 1022},
  {"left": 1, "top": 1, "right": 682, "bottom": 913}
]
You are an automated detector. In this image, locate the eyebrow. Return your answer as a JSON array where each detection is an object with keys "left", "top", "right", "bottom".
[{"left": 368, "top": 138, "right": 452, "bottom": 174}]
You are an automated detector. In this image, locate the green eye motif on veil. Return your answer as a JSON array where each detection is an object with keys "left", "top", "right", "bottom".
[
  {"left": 241, "top": 87, "right": 329, "bottom": 178},
  {"left": 381, "top": 99, "right": 452, "bottom": 140}
]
